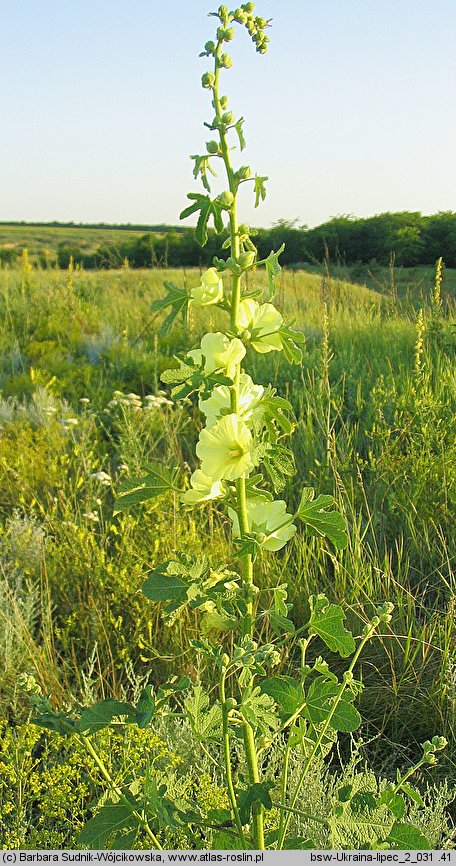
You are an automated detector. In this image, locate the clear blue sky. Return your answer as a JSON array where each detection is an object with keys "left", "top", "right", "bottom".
[{"left": 1, "top": 0, "right": 455, "bottom": 228}]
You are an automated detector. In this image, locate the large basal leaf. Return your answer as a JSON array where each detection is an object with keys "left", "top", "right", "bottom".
[
  {"left": 77, "top": 699, "right": 136, "bottom": 734},
  {"left": 308, "top": 593, "right": 355, "bottom": 658},
  {"left": 384, "top": 821, "right": 430, "bottom": 850},
  {"left": 78, "top": 802, "right": 136, "bottom": 849},
  {"left": 261, "top": 676, "right": 303, "bottom": 721},
  {"left": 297, "top": 487, "right": 348, "bottom": 549},
  {"left": 113, "top": 464, "right": 179, "bottom": 513},
  {"left": 330, "top": 795, "right": 395, "bottom": 850}
]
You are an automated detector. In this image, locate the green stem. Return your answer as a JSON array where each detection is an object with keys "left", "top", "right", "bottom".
[
  {"left": 79, "top": 733, "right": 163, "bottom": 850},
  {"left": 220, "top": 668, "right": 247, "bottom": 845},
  {"left": 274, "top": 801, "right": 329, "bottom": 827},
  {"left": 277, "top": 625, "right": 377, "bottom": 849},
  {"left": 277, "top": 734, "right": 292, "bottom": 843},
  {"left": 212, "top": 40, "right": 264, "bottom": 851},
  {"left": 392, "top": 758, "right": 426, "bottom": 795}
]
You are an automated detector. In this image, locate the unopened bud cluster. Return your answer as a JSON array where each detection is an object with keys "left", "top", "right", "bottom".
[{"left": 202, "top": 3, "right": 270, "bottom": 71}]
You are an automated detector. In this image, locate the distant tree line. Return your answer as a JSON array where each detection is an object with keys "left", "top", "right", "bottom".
[{"left": 2, "top": 212, "right": 456, "bottom": 269}]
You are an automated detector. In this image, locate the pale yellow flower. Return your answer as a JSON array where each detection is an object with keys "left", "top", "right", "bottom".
[
  {"left": 196, "top": 413, "right": 254, "bottom": 481},
  {"left": 181, "top": 469, "right": 226, "bottom": 505},
  {"left": 191, "top": 268, "right": 224, "bottom": 307},
  {"left": 199, "top": 373, "right": 264, "bottom": 428},
  {"left": 187, "top": 332, "right": 246, "bottom": 379},
  {"left": 229, "top": 497, "right": 296, "bottom": 551},
  {"left": 238, "top": 298, "right": 283, "bottom": 353}
]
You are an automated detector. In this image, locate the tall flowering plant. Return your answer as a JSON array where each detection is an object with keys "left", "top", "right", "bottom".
[{"left": 31, "top": 4, "right": 446, "bottom": 851}]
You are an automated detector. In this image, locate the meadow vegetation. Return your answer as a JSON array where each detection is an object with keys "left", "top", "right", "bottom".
[
  {"left": 0, "top": 258, "right": 454, "bottom": 847},
  {"left": 1, "top": 0, "right": 455, "bottom": 849}
]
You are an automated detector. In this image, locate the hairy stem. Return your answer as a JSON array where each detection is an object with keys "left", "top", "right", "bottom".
[
  {"left": 212, "top": 38, "right": 264, "bottom": 850},
  {"left": 220, "top": 668, "right": 247, "bottom": 845}
]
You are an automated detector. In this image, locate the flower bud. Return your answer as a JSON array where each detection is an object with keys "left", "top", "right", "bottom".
[
  {"left": 242, "top": 2, "right": 255, "bottom": 12},
  {"left": 220, "top": 95, "right": 229, "bottom": 109},
  {"left": 237, "top": 165, "right": 251, "bottom": 180},
  {"left": 219, "top": 190, "right": 235, "bottom": 208},
  {"left": 239, "top": 223, "right": 250, "bottom": 235},
  {"left": 255, "top": 16, "right": 267, "bottom": 27},
  {"left": 224, "top": 27, "right": 235, "bottom": 41},
  {"left": 221, "top": 653, "right": 230, "bottom": 667},
  {"left": 233, "top": 9, "right": 248, "bottom": 24},
  {"left": 204, "top": 40, "right": 216, "bottom": 54},
  {"left": 222, "top": 110, "right": 235, "bottom": 125},
  {"left": 206, "top": 140, "right": 219, "bottom": 154},
  {"left": 226, "top": 697, "right": 237, "bottom": 709},
  {"left": 238, "top": 251, "right": 255, "bottom": 269},
  {"left": 220, "top": 53, "right": 233, "bottom": 68},
  {"left": 201, "top": 71, "right": 215, "bottom": 89},
  {"left": 218, "top": 5, "right": 229, "bottom": 21}
]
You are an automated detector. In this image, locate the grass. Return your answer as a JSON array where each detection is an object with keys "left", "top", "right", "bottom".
[
  {"left": 0, "top": 224, "right": 147, "bottom": 262},
  {"left": 0, "top": 261, "right": 454, "bottom": 839}
]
